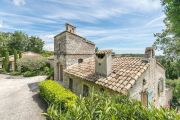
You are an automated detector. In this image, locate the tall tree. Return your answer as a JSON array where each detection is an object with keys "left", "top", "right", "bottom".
[
  {"left": 154, "top": 0, "right": 180, "bottom": 79},
  {"left": 7, "top": 31, "right": 28, "bottom": 53},
  {"left": 26, "top": 36, "right": 44, "bottom": 53},
  {"left": 154, "top": 0, "right": 180, "bottom": 59},
  {"left": 3, "top": 50, "right": 9, "bottom": 72},
  {"left": 14, "top": 49, "right": 18, "bottom": 71}
]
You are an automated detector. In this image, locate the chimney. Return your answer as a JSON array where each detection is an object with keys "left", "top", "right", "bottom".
[
  {"left": 145, "top": 47, "right": 155, "bottom": 59},
  {"left": 65, "top": 23, "right": 76, "bottom": 34},
  {"left": 95, "top": 50, "right": 112, "bottom": 77}
]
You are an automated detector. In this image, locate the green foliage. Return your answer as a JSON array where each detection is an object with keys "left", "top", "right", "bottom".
[
  {"left": 154, "top": 0, "right": 180, "bottom": 59},
  {"left": 8, "top": 31, "right": 28, "bottom": 53},
  {"left": 19, "top": 52, "right": 22, "bottom": 58},
  {"left": 17, "top": 56, "right": 47, "bottom": 72},
  {"left": 41, "top": 50, "right": 54, "bottom": 57},
  {"left": 157, "top": 57, "right": 180, "bottom": 79},
  {"left": 0, "top": 31, "right": 44, "bottom": 57},
  {"left": 39, "top": 80, "right": 77, "bottom": 109},
  {"left": 3, "top": 50, "right": 9, "bottom": 72},
  {"left": 43, "top": 91, "right": 180, "bottom": 120},
  {"left": 26, "top": 36, "right": 44, "bottom": 53},
  {"left": 166, "top": 79, "right": 180, "bottom": 108},
  {"left": 10, "top": 71, "right": 21, "bottom": 76},
  {"left": 23, "top": 71, "right": 38, "bottom": 77},
  {"left": 13, "top": 49, "right": 18, "bottom": 71}
]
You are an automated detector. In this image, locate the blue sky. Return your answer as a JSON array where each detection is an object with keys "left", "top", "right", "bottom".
[{"left": 0, "top": 0, "right": 165, "bottom": 54}]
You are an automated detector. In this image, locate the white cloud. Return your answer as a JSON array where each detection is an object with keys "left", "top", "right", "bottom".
[
  {"left": 39, "top": 34, "right": 55, "bottom": 43},
  {"left": 13, "top": 0, "right": 26, "bottom": 6},
  {"left": 145, "top": 15, "right": 165, "bottom": 27},
  {"left": 118, "top": 0, "right": 161, "bottom": 12}
]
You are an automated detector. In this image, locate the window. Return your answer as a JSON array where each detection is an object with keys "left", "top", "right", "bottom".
[
  {"left": 83, "top": 85, "right": 89, "bottom": 97},
  {"left": 69, "top": 78, "right": 73, "bottom": 91},
  {"left": 78, "top": 58, "right": 83, "bottom": 63},
  {"left": 143, "top": 79, "right": 147, "bottom": 85},
  {"left": 158, "top": 79, "right": 164, "bottom": 96}
]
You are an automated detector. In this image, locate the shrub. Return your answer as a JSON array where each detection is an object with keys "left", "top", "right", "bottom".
[
  {"left": 3, "top": 50, "right": 9, "bottom": 72},
  {"left": 17, "top": 56, "right": 47, "bottom": 72},
  {"left": 39, "top": 80, "right": 77, "bottom": 109},
  {"left": 10, "top": 71, "right": 21, "bottom": 76},
  {"left": 166, "top": 79, "right": 180, "bottom": 108},
  {"left": 23, "top": 71, "right": 37, "bottom": 77},
  {"left": 43, "top": 91, "right": 180, "bottom": 120}
]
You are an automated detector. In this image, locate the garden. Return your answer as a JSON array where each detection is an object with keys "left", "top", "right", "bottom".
[{"left": 39, "top": 80, "right": 180, "bottom": 120}]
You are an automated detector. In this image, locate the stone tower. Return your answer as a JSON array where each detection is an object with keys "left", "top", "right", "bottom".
[{"left": 54, "top": 23, "right": 95, "bottom": 82}]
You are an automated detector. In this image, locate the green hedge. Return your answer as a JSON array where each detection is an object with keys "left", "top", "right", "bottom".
[
  {"left": 44, "top": 92, "right": 180, "bottom": 120},
  {"left": 23, "top": 71, "right": 38, "bottom": 77},
  {"left": 39, "top": 80, "right": 77, "bottom": 109}
]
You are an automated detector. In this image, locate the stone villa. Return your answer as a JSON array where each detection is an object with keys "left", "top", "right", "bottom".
[{"left": 54, "top": 23, "right": 170, "bottom": 107}]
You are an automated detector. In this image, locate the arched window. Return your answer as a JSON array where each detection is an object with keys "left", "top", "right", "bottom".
[{"left": 78, "top": 58, "right": 83, "bottom": 63}]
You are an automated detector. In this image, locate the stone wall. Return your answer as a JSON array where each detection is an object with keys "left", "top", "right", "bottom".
[
  {"left": 66, "top": 32, "right": 95, "bottom": 55},
  {"left": 54, "top": 31, "right": 95, "bottom": 81},
  {"left": 129, "top": 59, "right": 166, "bottom": 107},
  {"left": 65, "top": 55, "right": 94, "bottom": 67},
  {"left": 63, "top": 72, "right": 118, "bottom": 96}
]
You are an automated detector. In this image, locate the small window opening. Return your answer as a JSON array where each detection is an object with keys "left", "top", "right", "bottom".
[{"left": 78, "top": 59, "right": 83, "bottom": 63}]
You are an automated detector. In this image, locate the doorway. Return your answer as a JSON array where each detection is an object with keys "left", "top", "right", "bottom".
[
  {"left": 57, "top": 63, "right": 63, "bottom": 81},
  {"left": 141, "top": 91, "right": 148, "bottom": 107}
]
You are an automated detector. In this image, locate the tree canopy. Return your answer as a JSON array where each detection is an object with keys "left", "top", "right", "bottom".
[
  {"left": 154, "top": 0, "right": 180, "bottom": 59},
  {"left": 154, "top": 0, "right": 180, "bottom": 79},
  {"left": 0, "top": 31, "right": 44, "bottom": 57}
]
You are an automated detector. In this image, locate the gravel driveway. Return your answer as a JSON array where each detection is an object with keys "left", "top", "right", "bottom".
[{"left": 0, "top": 74, "right": 47, "bottom": 120}]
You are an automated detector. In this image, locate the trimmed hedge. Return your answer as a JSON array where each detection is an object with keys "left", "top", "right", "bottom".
[{"left": 39, "top": 80, "right": 77, "bottom": 109}]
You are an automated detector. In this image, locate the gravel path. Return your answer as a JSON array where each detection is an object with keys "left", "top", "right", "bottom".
[{"left": 0, "top": 74, "right": 47, "bottom": 120}]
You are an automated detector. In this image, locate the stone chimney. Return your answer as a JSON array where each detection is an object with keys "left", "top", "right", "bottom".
[
  {"left": 65, "top": 23, "right": 76, "bottom": 34},
  {"left": 145, "top": 47, "right": 155, "bottom": 59},
  {"left": 95, "top": 50, "right": 112, "bottom": 77}
]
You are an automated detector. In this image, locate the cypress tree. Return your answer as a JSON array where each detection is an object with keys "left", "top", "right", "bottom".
[
  {"left": 14, "top": 49, "right": 18, "bottom": 71},
  {"left": 3, "top": 50, "right": 9, "bottom": 72}
]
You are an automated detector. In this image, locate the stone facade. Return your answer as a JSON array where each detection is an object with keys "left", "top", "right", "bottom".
[{"left": 54, "top": 24, "right": 95, "bottom": 81}]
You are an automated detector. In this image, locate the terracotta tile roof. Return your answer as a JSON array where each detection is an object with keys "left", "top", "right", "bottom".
[
  {"left": 64, "top": 57, "right": 150, "bottom": 94},
  {"left": 96, "top": 50, "right": 112, "bottom": 54}
]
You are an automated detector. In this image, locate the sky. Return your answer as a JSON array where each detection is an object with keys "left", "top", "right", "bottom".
[{"left": 0, "top": 0, "right": 165, "bottom": 54}]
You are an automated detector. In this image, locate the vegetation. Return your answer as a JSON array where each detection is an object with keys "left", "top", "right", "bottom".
[
  {"left": 39, "top": 80, "right": 77, "bottom": 109},
  {"left": 13, "top": 49, "right": 18, "bottom": 71},
  {"left": 17, "top": 56, "right": 48, "bottom": 77},
  {"left": 41, "top": 50, "right": 54, "bottom": 57},
  {"left": 154, "top": 0, "right": 180, "bottom": 79},
  {"left": 0, "top": 31, "right": 44, "bottom": 57},
  {"left": 39, "top": 83, "right": 180, "bottom": 120},
  {"left": 154, "top": 0, "right": 180, "bottom": 59},
  {"left": 166, "top": 79, "right": 180, "bottom": 108},
  {"left": 2, "top": 50, "right": 9, "bottom": 72}
]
